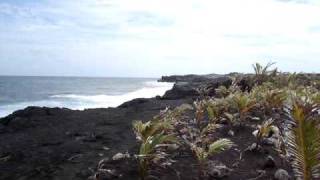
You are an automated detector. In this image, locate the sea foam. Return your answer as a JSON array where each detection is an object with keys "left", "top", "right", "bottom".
[{"left": 0, "top": 81, "right": 173, "bottom": 118}]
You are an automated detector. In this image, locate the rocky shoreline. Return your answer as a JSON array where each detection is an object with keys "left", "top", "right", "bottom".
[
  {"left": 0, "top": 74, "right": 231, "bottom": 180},
  {"left": 1, "top": 73, "right": 317, "bottom": 180}
]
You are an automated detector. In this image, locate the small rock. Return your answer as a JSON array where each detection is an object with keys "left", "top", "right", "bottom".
[
  {"left": 248, "top": 143, "right": 258, "bottom": 151},
  {"left": 94, "top": 171, "right": 114, "bottom": 180},
  {"left": 232, "top": 162, "right": 240, "bottom": 168},
  {"left": 207, "top": 161, "right": 232, "bottom": 179},
  {"left": 252, "top": 117, "right": 260, "bottom": 121},
  {"left": 228, "top": 130, "right": 235, "bottom": 136},
  {"left": 98, "top": 158, "right": 110, "bottom": 169},
  {"left": 252, "top": 130, "right": 259, "bottom": 137},
  {"left": 274, "top": 169, "right": 290, "bottom": 180},
  {"left": 102, "top": 146, "right": 110, "bottom": 151},
  {"left": 273, "top": 113, "right": 281, "bottom": 120},
  {"left": 112, "top": 152, "right": 130, "bottom": 161},
  {"left": 264, "top": 155, "right": 276, "bottom": 168},
  {"left": 167, "top": 144, "right": 179, "bottom": 151},
  {"left": 256, "top": 169, "right": 266, "bottom": 176},
  {"left": 179, "top": 127, "right": 189, "bottom": 134},
  {"left": 262, "top": 137, "right": 278, "bottom": 146}
]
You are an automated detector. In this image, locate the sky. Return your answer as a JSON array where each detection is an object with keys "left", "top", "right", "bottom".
[{"left": 0, "top": 0, "right": 320, "bottom": 77}]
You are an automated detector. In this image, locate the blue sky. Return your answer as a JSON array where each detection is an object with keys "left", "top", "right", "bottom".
[{"left": 0, "top": 0, "right": 320, "bottom": 77}]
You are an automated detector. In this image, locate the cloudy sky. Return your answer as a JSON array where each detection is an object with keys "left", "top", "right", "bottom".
[{"left": 0, "top": 0, "right": 320, "bottom": 77}]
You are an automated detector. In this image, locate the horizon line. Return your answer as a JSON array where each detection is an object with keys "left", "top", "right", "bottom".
[{"left": 0, "top": 74, "right": 158, "bottom": 79}]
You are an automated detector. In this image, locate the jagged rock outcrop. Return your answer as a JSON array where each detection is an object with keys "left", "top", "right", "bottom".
[{"left": 161, "top": 75, "right": 232, "bottom": 99}]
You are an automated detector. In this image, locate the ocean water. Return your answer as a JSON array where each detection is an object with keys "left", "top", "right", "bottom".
[{"left": 0, "top": 76, "right": 173, "bottom": 118}]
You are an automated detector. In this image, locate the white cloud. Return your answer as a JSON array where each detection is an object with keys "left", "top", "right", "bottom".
[{"left": 0, "top": 0, "right": 320, "bottom": 77}]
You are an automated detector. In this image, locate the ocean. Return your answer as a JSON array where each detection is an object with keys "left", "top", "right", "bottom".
[{"left": 0, "top": 76, "right": 173, "bottom": 118}]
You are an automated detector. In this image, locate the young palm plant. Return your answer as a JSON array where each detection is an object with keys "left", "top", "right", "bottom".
[
  {"left": 138, "top": 133, "right": 177, "bottom": 180},
  {"left": 206, "top": 100, "right": 225, "bottom": 124},
  {"left": 133, "top": 120, "right": 172, "bottom": 142},
  {"left": 261, "top": 89, "right": 287, "bottom": 115},
  {"left": 215, "top": 85, "right": 230, "bottom": 98},
  {"left": 283, "top": 98, "right": 320, "bottom": 180},
  {"left": 253, "top": 119, "right": 277, "bottom": 147},
  {"left": 133, "top": 120, "right": 177, "bottom": 180},
  {"left": 229, "top": 92, "right": 256, "bottom": 125},
  {"left": 252, "top": 62, "right": 277, "bottom": 85},
  {"left": 191, "top": 138, "right": 234, "bottom": 179}
]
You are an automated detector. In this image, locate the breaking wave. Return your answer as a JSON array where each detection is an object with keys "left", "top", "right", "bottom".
[{"left": 0, "top": 81, "right": 173, "bottom": 118}]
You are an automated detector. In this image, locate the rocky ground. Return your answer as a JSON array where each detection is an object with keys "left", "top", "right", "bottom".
[{"left": 0, "top": 74, "right": 294, "bottom": 180}]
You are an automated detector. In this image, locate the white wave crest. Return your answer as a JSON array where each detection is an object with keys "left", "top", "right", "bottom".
[
  {"left": 51, "top": 81, "right": 173, "bottom": 108},
  {"left": 0, "top": 81, "right": 173, "bottom": 118}
]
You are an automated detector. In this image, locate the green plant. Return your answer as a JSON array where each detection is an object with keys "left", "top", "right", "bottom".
[
  {"left": 312, "top": 93, "right": 320, "bottom": 104},
  {"left": 215, "top": 85, "right": 230, "bottom": 98},
  {"left": 196, "top": 86, "right": 213, "bottom": 99},
  {"left": 259, "top": 89, "right": 287, "bottom": 115},
  {"left": 271, "top": 72, "right": 298, "bottom": 89},
  {"left": 133, "top": 120, "right": 177, "bottom": 180},
  {"left": 229, "top": 92, "right": 256, "bottom": 124},
  {"left": 191, "top": 139, "right": 234, "bottom": 178},
  {"left": 254, "top": 119, "right": 277, "bottom": 146},
  {"left": 252, "top": 62, "right": 277, "bottom": 85},
  {"left": 133, "top": 120, "right": 172, "bottom": 142},
  {"left": 138, "top": 133, "right": 177, "bottom": 180},
  {"left": 206, "top": 100, "right": 225, "bottom": 123},
  {"left": 194, "top": 100, "right": 207, "bottom": 128},
  {"left": 284, "top": 99, "right": 320, "bottom": 180}
]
